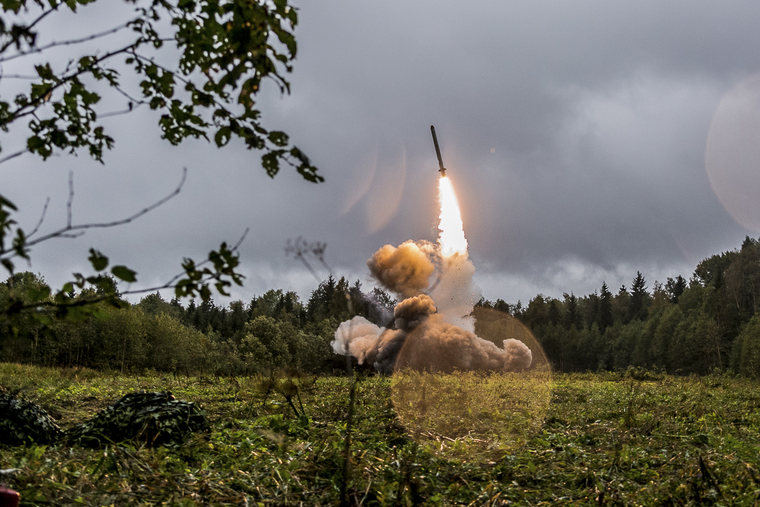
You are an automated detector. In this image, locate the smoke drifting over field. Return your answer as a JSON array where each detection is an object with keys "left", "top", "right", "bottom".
[{"left": 332, "top": 238, "right": 533, "bottom": 374}]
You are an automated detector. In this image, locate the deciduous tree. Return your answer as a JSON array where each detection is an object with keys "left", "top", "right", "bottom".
[{"left": 0, "top": 0, "right": 321, "bottom": 323}]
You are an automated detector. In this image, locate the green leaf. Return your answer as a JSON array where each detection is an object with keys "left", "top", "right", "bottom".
[
  {"left": 261, "top": 151, "right": 281, "bottom": 178},
  {"left": 268, "top": 130, "right": 289, "bottom": 147},
  {"left": 2, "top": 258, "right": 15, "bottom": 273},
  {"left": 111, "top": 265, "right": 137, "bottom": 283},
  {"left": 88, "top": 248, "right": 109, "bottom": 271},
  {"left": 0, "top": 193, "right": 18, "bottom": 211},
  {"left": 35, "top": 63, "right": 55, "bottom": 80},
  {"left": 214, "top": 126, "right": 231, "bottom": 147}
]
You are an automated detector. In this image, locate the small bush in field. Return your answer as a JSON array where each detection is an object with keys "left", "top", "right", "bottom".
[
  {"left": 0, "top": 393, "right": 62, "bottom": 445},
  {"left": 66, "top": 391, "right": 208, "bottom": 448}
]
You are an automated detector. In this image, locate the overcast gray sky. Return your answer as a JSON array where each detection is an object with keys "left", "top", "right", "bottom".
[{"left": 5, "top": 0, "right": 760, "bottom": 306}]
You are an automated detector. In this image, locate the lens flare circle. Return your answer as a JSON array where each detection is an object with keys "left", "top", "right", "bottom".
[
  {"left": 333, "top": 163, "right": 550, "bottom": 460},
  {"left": 706, "top": 73, "right": 760, "bottom": 232},
  {"left": 391, "top": 308, "right": 552, "bottom": 461},
  {"left": 438, "top": 176, "right": 468, "bottom": 257}
]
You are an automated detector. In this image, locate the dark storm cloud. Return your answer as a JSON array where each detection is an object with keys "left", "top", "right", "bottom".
[
  {"left": 276, "top": 0, "right": 760, "bottom": 301},
  {"left": 6, "top": 0, "right": 760, "bottom": 305}
]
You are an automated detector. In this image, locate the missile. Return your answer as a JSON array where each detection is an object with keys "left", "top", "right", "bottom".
[{"left": 430, "top": 125, "right": 446, "bottom": 177}]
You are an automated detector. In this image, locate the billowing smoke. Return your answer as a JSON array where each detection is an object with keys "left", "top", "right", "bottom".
[
  {"left": 366, "top": 240, "right": 436, "bottom": 298},
  {"left": 332, "top": 240, "right": 533, "bottom": 374}
]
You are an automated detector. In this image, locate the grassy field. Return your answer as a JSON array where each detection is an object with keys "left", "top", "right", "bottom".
[{"left": 2, "top": 363, "right": 760, "bottom": 505}]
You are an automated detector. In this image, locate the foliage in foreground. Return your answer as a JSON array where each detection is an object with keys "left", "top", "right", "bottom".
[
  {"left": 3, "top": 363, "right": 760, "bottom": 505},
  {"left": 1, "top": 0, "right": 322, "bottom": 328}
]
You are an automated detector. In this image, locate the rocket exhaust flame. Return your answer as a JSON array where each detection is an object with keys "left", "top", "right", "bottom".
[{"left": 438, "top": 176, "right": 468, "bottom": 257}]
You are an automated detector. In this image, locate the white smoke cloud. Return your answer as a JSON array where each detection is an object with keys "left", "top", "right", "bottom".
[
  {"left": 429, "top": 252, "right": 479, "bottom": 332},
  {"left": 332, "top": 316, "right": 384, "bottom": 365}
]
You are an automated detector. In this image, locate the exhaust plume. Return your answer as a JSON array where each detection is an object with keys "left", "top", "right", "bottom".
[
  {"left": 332, "top": 175, "right": 532, "bottom": 374},
  {"left": 366, "top": 240, "right": 436, "bottom": 298},
  {"left": 396, "top": 316, "right": 533, "bottom": 373}
]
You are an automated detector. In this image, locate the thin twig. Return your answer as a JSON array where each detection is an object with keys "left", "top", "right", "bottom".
[
  {"left": 0, "top": 4, "right": 59, "bottom": 55},
  {"left": 99, "top": 103, "right": 142, "bottom": 119},
  {"left": 8, "top": 42, "right": 139, "bottom": 122},
  {"left": 23, "top": 4, "right": 59, "bottom": 34},
  {"left": 0, "top": 22, "right": 130, "bottom": 64},
  {"left": 0, "top": 149, "right": 28, "bottom": 166},
  {"left": 99, "top": 85, "right": 148, "bottom": 119},
  {"left": 57, "top": 232, "right": 84, "bottom": 239},
  {"left": 66, "top": 170, "right": 74, "bottom": 228},
  {"left": 121, "top": 227, "right": 249, "bottom": 296},
  {"left": 112, "top": 85, "right": 145, "bottom": 106},
  {"left": 25, "top": 167, "right": 188, "bottom": 248},
  {"left": 285, "top": 237, "right": 332, "bottom": 283},
  {"left": 6, "top": 227, "right": 250, "bottom": 314},
  {"left": 27, "top": 197, "right": 50, "bottom": 238}
]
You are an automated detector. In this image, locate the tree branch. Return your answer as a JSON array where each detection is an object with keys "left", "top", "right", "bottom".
[
  {"left": 26, "top": 196, "right": 50, "bottom": 238},
  {"left": 98, "top": 88, "right": 144, "bottom": 118},
  {"left": 4, "top": 227, "right": 250, "bottom": 315},
  {"left": 22, "top": 3, "right": 59, "bottom": 34},
  {"left": 0, "top": 22, "right": 130, "bottom": 64},
  {"left": 121, "top": 227, "right": 249, "bottom": 296},
  {"left": 12, "top": 167, "right": 187, "bottom": 252},
  {"left": 0, "top": 74, "right": 39, "bottom": 79},
  {"left": 8, "top": 41, "right": 138, "bottom": 122},
  {"left": 286, "top": 237, "right": 332, "bottom": 283},
  {"left": 0, "top": 148, "right": 28, "bottom": 166},
  {"left": 0, "top": 4, "right": 59, "bottom": 55},
  {"left": 66, "top": 170, "right": 73, "bottom": 228}
]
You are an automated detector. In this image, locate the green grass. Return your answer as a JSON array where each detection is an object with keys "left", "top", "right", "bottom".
[
  {"left": 392, "top": 368, "right": 552, "bottom": 459},
  {"left": 2, "top": 363, "right": 760, "bottom": 505}
]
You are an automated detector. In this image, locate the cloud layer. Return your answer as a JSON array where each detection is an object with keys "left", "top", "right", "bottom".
[{"left": 5, "top": 0, "right": 760, "bottom": 305}]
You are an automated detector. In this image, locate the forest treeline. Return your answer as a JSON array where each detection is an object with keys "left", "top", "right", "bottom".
[
  {"left": 0, "top": 274, "right": 395, "bottom": 376},
  {"left": 4, "top": 235, "right": 760, "bottom": 377},
  {"left": 477, "top": 235, "right": 760, "bottom": 376}
]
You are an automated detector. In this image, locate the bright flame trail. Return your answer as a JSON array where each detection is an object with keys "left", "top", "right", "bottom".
[{"left": 438, "top": 176, "right": 468, "bottom": 257}]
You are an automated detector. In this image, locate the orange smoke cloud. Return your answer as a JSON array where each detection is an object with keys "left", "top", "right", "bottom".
[{"left": 366, "top": 240, "right": 436, "bottom": 298}]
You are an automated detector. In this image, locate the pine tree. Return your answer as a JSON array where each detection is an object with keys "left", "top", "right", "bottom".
[
  {"left": 614, "top": 285, "right": 631, "bottom": 324},
  {"left": 563, "top": 292, "right": 581, "bottom": 330},
  {"left": 548, "top": 299, "right": 562, "bottom": 327},
  {"left": 629, "top": 271, "right": 649, "bottom": 321},
  {"left": 666, "top": 275, "right": 687, "bottom": 304},
  {"left": 598, "top": 282, "right": 613, "bottom": 332}
]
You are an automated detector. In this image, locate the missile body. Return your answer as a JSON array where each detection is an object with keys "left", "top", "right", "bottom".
[{"left": 430, "top": 125, "right": 446, "bottom": 177}]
